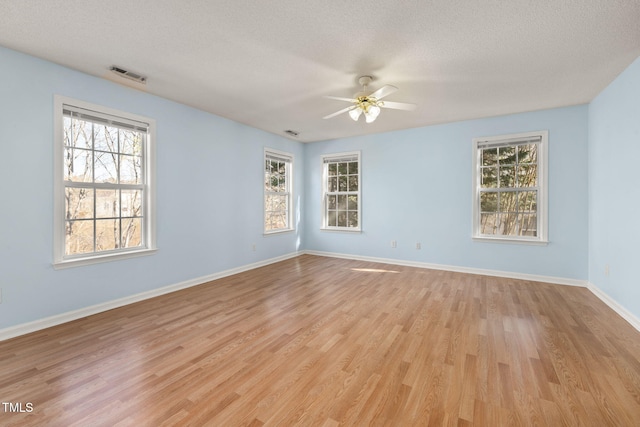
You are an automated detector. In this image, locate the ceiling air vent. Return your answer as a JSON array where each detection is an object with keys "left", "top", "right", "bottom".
[
  {"left": 284, "top": 130, "right": 299, "bottom": 137},
  {"left": 110, "top": 66, "right": 147, "bottom": 84}
]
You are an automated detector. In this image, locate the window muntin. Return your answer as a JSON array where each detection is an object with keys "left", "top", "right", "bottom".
[
  {"left": 264, "top": 149, "right": 293, "bottom": 233},
  {"left": 473, "top": 131, "right": 547, "bottom": 243},
  {"left": 322, "top": 152, "right": 361, "bottom": 231},
  {"left": 54, "top": 97, "right": 155, "bottom": 267}
]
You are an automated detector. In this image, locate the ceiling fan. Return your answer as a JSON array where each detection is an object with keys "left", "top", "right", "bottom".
[{"left": 323, "top": 76, "right": 416, "bottom": 123}]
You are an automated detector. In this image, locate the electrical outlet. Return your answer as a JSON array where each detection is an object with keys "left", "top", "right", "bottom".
[
  {"left": 391, "top": 240, "right": 397, "bottom": 248},
  {"left": 605, "top": 264, "right": 610, "bottom": 276},
  {"left": 252, "top": 243, "right": 256, "bottom": 251},
  {"left": 416, "top": 242, "right": 421, "bottom": 250}
]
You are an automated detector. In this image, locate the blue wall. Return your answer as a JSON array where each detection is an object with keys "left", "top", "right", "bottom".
[
  {"left": 588, "top": 56, "right": 640, "bottom": 320},
  {"left": 304, "top": 106, "right": 589, "bottom": 280},
  {"left": 0, "top": 46, "right": 304, "bottom": 329}
]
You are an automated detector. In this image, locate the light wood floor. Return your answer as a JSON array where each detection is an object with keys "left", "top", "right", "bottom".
[{"left": 1, "top": 255, "right": 640, "bottom": 426}]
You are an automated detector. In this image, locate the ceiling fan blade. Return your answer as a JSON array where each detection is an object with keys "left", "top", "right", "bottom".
[
  {"left": 323, "top": 105, "right": 356, "bottom": 119},
  {"left": 324, "top": 95, "right": 357, "bottom": 102},
  {"left": 380, "top": 100, "right": 417, "bottom": 111},
  {"left": 369, "top": 84, "right": 398, "bottom": 100}
]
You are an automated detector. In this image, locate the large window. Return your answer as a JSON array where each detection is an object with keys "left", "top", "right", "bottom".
[
  {"left": 53, "top": 96, "right": 156, "bottom": 268},
  {"left": 321, "top": 151, "right": 361, "bottom": 231},
  {"left": 472, "top": 131, "right": 547, "bottom": 243},
  {"left": 264, "top": 149, "right": 293, "bottom": 233}
]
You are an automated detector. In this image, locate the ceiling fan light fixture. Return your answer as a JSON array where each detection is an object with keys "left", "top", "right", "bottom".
[
  {"left": 349, "top": 108, "right": 362, "bottom": 121},
  {"left": 365, "top": 104, "right": 381, "bottom": 123}
]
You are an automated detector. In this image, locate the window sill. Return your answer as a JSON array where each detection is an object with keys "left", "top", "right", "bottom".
[
  {"left": 263, "top": 228, "right": 295, "bottom": 236},
  {"left": 473, "top": 236, "right": 548, "bottom": 246},
  {"left": 53, "top": 248, "right": 157, "bottom": 270},
  {"left": 321, "top": 227, "right": 362, "bottom": 233}
]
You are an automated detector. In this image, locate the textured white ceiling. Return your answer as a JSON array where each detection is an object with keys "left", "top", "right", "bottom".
[{"left": 1, "top": 0, "right": 639, "bottom": 142}]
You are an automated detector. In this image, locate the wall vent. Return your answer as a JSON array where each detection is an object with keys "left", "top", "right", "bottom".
[{"left": 110, "top": 66, "right": 147, "bottom": 84}]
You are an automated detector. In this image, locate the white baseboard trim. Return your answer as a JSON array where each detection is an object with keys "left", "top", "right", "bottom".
[
  {"left": 303, "top": 250, "right": 588, "bottom": 287},
  {"left": 587, "top": 282, "right": 640, "bottom": 332},
  {"left": 0, "top": 251, "right": 301, "bottom": 342}
]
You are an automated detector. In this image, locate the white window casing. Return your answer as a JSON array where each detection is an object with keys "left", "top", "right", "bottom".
[
  {"left": 53, "top": 95, "right": 156, "bottom": 268},
  {"left": 472, "top": 131, "right": 548, "bottom": 245},
  {"left": 264, "top": 148, "right": 294, "bottom": 234},
  {"left": 321, "top": 151, "right": 361, "bottom": 232}
]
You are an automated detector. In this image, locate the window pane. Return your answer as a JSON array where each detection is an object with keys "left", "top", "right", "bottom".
[
  {"left": 518, "top": 213, "right": 538, "bottom": 237},
  {"left": 96, "top": 219, "right": 120, "bottom": 251},
  {"left": 66, "top": 119, "right": 92, "bottom": 149},
  {"left": 337, "top": 195, "right": 347, "bottom": 210},
  {"left": 517, "top": 191, "right": 537, "bottom": 213},
  {"left": 499, "top": 166, "right": 516, "bottom": 188},
  {"left": 96, "top": 189, "right": 119, "bottom": 218},
  {"left": 348, "top": 211, "right": 358, "bottom": 228},
  {"left": 499, "top": 191, "right": 517, "bottom": 212},
  {"left": 338, "top": 162, "right": 348, "bottom": 175},
  {"left": 264, "top": 212, "right": 272, "bottom": 231},
  {"left": 65, "top": 187, "right": 94, "bottom": 219},
  {"left": 66, "top": 220, "right": 94, "bottom": 255},
  {"left": 499, "top": 146, "right": 516, "bottom": 165},
  {"left": 121, "top": 130, "right": 143, "bottom": 155},
  {"left": 122, "top": 217, "right": 142, "bottom": 247},
  {"left": 270, "top": 174, "right": 279, "bottom": 191},
  {"left": 328, "top": 177, "right": 338, "bottom": 192},
  {"left": 338, "top": 176, "right": 348, "bottom": 191},
  {"left": 480, "top": 192, "right": 497, "bottom": 212},
  {"left": 265, "top": 194, "right": 286, "bottom": 212},
  {"left": 120, "top": 154, "right": 142, "bottom": 184},
  {"left": 517, "top": 164, "right": 537, "bottom": 187},
  {"left": 481, "top": 167, "right": 497, "bottom": 188},
  {"left": 348, "top": 195, "right": 358, "bottom": 210},
  {"left": 348, "top": 162, "right": 358, "bottom": 175},
  {"left": 122, "top": 190, "right": 142, "bottom": 217},
  {"left": 278, "top": 170, "right": 286, "bottom": 192},
  {"left": 327, "top": 210, "right": 337, "bottom": 227},
  {"left": 348, "top": 176, "right": 358, "bottom": 191},
  {"left": 327, "top": 195, "right": 337, "bottom": 210},
  {"left": 94, "top": 151, "right": 118, "bottom": 183},
  {"left": 337, "top": 212, "right": 347, "bottom": 227},
  {"left": 480, "top": 213, "right": 498, "bottom": 235},
  {"left": 64, "top": 147, "right": 93, "bottom": 182},
  {"left": 498, "top": 213, "right": 517, "bottom": 236},
  {"left": 482, "top": 148, "right": 497, "bottom": 166},
  {"left": 328, "top": 163, "right": 337, "bottom": 176},
  {"left": 94, "top": 125, "right": 118, "bottom": 152},
  {"left": 518, "top": 144, "right": 537, "bottom": 164}
]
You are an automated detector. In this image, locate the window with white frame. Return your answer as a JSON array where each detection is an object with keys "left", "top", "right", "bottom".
[
  {"left": 54, "top": 96, "right": 156, "bottom": 267},
  {"left": 472, "top": 131, "right": 547, "bottom": 243},
  {"left": 321, "top": 152, "right": 361, "bottom": 231},
  {"left": 264, "top": 149, "right": 293, "bottom": 233}
]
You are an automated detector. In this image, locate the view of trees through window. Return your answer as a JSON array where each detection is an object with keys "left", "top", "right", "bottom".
[
  {"left": 264, "top": 154, "right": 291, "bottom": 232},
  {"left": 63, "top": 112, "right": 145, "bottom": 255},
  {"left": 479, "top": 143, "right": 538, "bottom": 237},
  {"left": 325, "top": 160, "right": 359, "bottom": 228}
]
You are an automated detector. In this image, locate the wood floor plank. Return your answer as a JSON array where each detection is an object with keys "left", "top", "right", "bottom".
[{"left": 1, "top": 255, "right": 640, "bottom": 425}]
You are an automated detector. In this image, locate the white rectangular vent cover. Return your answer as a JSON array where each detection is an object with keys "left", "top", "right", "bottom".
[{"left": 110, "top": 66, "right": 147, "bottom": 84}]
